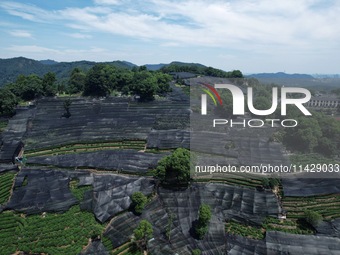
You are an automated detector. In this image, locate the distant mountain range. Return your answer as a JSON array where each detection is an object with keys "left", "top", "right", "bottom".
[
  {"left": 0, "top": 57, "right": 209, "bottom": 87},
  {"left": 0, "top": 57, "right": 339, "bottom": 88},
  {"left": 247, "top": 72, "right": 340, "bottom": 90},
  {"left": 248, "top": 72, "right": 314, "bottom": 79},
  {"left": 0, "top": 57, "right": 136, "bottom": 87}
]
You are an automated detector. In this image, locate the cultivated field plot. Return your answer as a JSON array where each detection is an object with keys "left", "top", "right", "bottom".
[
  {"left": 315, "top": 218, "right": 340, "bottom": 237},
  {"left": 24, "top": 97, "right": 190, "bottom": 151},
  {"left": 226, "top": 231, "right": 340, "bottom": 255},
  {"left": 104, "top": 183, "right": 281, "bottom": 255},
  {"left": 282, "top": 177, "right": 340, "bottom": 197},
  {"left": 28, "top": 149, "right": 167, "bottom": 174},
  {"left": 1, "top": 83, "right": 340, "bottom": 254},
  {"left": 5, "top": 168, "right": 80, "bottom": 214}
]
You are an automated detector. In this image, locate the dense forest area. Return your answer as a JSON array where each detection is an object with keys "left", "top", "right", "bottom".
[
  {"left": 1, "top": 61, "right": 339, "bottom": 158},
  {"left": 0, "top": 62, "right": 242, "bottom": 116}
]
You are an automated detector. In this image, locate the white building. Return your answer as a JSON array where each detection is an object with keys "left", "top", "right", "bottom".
[{"left": 307, "top": 96, "right": 339, "bottom": 108}]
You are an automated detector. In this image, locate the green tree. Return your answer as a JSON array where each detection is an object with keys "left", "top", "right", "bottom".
[
  {"left": 316, "top": 137, "right": 337, "bottom": 157},
  {"left": 262, "top": 178, "right": 270, "bottom": 188},
  {"left": 269, "top": 178, "right": 279, "bottom": 189},
  {"left": 304, "top": 210, "right": 322, "bottom": 226},
  {"left": 138, "top": 65, "right": 147, "bottom": 71},
  {"left": 216, "top": 90, "right": 234, "bottom": 118},
  {"left": 195, "top": 204, "right": 212, "bottom": 239},
  {"left": 166, "top": 212, "right": 174, "bottom": 241},
  {"left": 250, "top": 96, "right": 273, "bottom": 115},
  {"left": 68, "top": 68, "right": 86, "bottom": 94},
  {"left": 134, "top": 220, "right": 153, "bottom": 251},
  {"left": 283, "top": 117, "right": 322, "bottom": 153},
  {"left": 131, "top": 71, "right": 158, "bottom": 101},
  {"left": 230, "top": 70, "right": 243, "bottom": 78},
  {"left": 42, "top": 72, "right": 57, "bottom": 96},
  {"left": 57, "top": 81, "right": 67, "bottom": 94},
  {"left": 115, "top": 71, "right": 133, "bottom": 92},
  {"left": 63, "top": 99, "right": 72, "bottom": 118},
  {"left": 10, "top": 74, "right": 43, "bottom": 100},
  {"left": 315, "top": 113, "right": 340, "bottom": 156},
  {"left": 0, "top": 88, "right": 17, "bottom": 116},
  {"left": 192, "top": 249, "right": 202, "bottom": 255},
  {"left": 83, "top": 64, "right": 112, "bottom": 97},
  {"left": 155, "top": 72, "right": 172, "bottom": 94},
  {"left": 23, "top": 74, "right": 44, "bottom": 100},
  {"left": 198, "top": 204, "right": 212, "bottom": 225},
  {"left": 131, "top": 192, "right": 148, "bottom": 215},
  {"left": 155, "top": 148, "right": 191, "bottom": 186}
]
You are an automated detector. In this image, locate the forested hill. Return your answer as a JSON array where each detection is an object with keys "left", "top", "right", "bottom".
[
  {"left": 0, "top": 57, "right": 135, "bottom": 87},
  {"left": 249, "top": 72, "right": 314, "bottom": 79}
]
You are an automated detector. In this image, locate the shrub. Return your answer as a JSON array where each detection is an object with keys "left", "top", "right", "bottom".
[{"left": 131, "top": 192, "right": 148, "bottom": 214}]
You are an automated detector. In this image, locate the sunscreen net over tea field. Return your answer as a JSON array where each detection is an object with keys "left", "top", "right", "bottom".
[{"left": 0, "top": 80, "right": 340, "bottom": 255}]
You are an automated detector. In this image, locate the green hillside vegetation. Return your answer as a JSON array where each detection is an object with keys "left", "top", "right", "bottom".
[
  {"left": 226, "top": 216, "right": 314, "bottom": 240},
  {"left": 282, "top": 110, "right": 340, "bottom": 157},
  {"left": 0, "top": 172, "right": 16, "bottom": 205},
  {"left": 161, "top": 62, "right": 243, "bottom": 78},
  {"left": 282, "top": 194, "right": 340, "bottom": 220},
  {"left": 0, "top": 185, "right": 105, "bottom": 255},
  {"left": 0, "top": 64, "right": 174, "bottom": 116},
  {"left": 0, "top": 57, "right": 135, "bottom": 87},
  {"left": 1, "top": 59, "right": 340, "bottom": 254}
]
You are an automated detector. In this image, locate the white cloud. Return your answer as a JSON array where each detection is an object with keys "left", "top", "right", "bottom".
[
  {"left": 1, "top": 0, "right": 340, "bottom": 72},
  {"left": 2, "top": 0, "right": 340, "bottom": 49},
  {"left": 6, "top": 45, "right": 59, "bottom": 54},
  {"left": 4, "top": 45, "right": 110, "bottom": 62},
  {"left": 68, "top": 33, "right": 92, "bottom": 39},
  {"left": 0, "top": 1, "right": 56, "bottom": 22},
  {"left": 9, "top": 30, "right": 33, "bottom": 38},
  {"left": 161, "top": 42, "right": 180, "bottom": 47},
  {"left": 93, "top": 0, "right": 121, "bottom": 5}
]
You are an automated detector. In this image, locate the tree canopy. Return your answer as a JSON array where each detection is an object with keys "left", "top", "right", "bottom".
[
  {"left": 198, "top": 204, "right": 212, "bottom": 225},
  {"left": 282, "top": 111, "right": 340, "bottom": 156},
  {"left": 160, "top": 63, "right": 243, "bottom": 79},
  {"left": 195, "top": 204, "right": 212, "bottom": 239},
  {"left": 42, "top": 72, "right": 57, "bottom": 97},
  {"left": 155, "top": 148, "right": 191, "bottom": 187},
  {"left": 81, "top": 64, "right": 171, "bottom": 100},
  {"left": 131, "top": 192, "right": 148, "bottom": 215},
  {"left": 0, "top": 88, "right": 18, "bottom": 116},
  {"left": 192, "top": 249, "right": 202, "bottom": 255},
  {"left": 134, "top": 220, "right": 153, "bottom": 251},
  {"left": 304, "top": 210, "right": 322, "bottom": 227},
  {"left": 68, "top": 68, "right": 86, "bottom": 94}
]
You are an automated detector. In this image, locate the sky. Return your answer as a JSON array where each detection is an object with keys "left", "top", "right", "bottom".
[{"left": 0, "top": 0, "right": 339, "bottom": 74}]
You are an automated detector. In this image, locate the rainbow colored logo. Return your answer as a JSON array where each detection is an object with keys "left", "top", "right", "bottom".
[{"left": 199, "top": 82, "right": 223, "bottom": 106}]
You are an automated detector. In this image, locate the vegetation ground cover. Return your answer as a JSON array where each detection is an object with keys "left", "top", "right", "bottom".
[
  {"left": 25, "top": 140, "right": 146, "bottom": 157},
  {"left": 282, "top": 194, "right": 340, "bottom": 219},
  {"left": 0, "top": 183, "right": 106, "bottom": 255},
  {"left": 226, "top": 216, "right": 314, "bottom": 240},
  {"left": 0, "top": 172, "right": 16, "bottom": 205}
]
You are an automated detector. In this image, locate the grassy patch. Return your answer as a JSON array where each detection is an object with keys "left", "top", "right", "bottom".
[
  {"left": 0, "top": 179, "right": 104, "bottom": 255},
  {"left": 194, "top": 177, "right": 262, "bottom": 189},
  {"left": 0, "top": 205, "right": 106, "bottom": 255},
  {"left": 226, "top": 217, "right": 314, "bottom": 239},
  {"left": 69, "top": 179, "right": 92, "bottom": 201},
  {"left": 263, "top": 217, "right": 313, "bottom": 235},
  {"left": 226, "top": 221, "right": 264, "bottom": 239},
  {"left": 25, "top": 140, "right": 146, "bottom": 157},
  {"left": 282, "top": 194, "right": 340, "bottom": 220},
  {"left": 0, "top": 120, "right": 8, "bottom": 133},
  {"left": 102, "top": 236, "right": 114, "bottom": 253},
  {"left": 290, "top": 153, "right": 338, "bottom": 166},
  {"left": 0, "top": 172, "right": 16, "bottom": 205}
]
